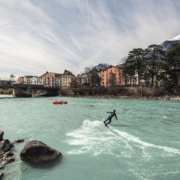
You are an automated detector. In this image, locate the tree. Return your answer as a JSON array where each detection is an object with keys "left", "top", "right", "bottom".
[
  {"left": 109, "top": 72, "right": 116, "bottom": 86},
  {"left": 145, "top": 44, "right": 165, "bottom": 86},
  {"left": 10, "top": 74, "right": 15, "bottom": 82},
  {"left": 125, "top": 48, "right": 145, "bottom": 86},
  {"left": 89, "top": 70, "right": 101, "bottom": 87},
  {"left": 165, "top": 44, "right": 180, "bottom": 88}
]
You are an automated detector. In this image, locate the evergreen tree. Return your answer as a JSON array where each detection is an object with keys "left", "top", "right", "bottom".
[
  {"left": 109, "top": 72, "right": 116, "bottom": 86},
  {"left": 165, "top": 44, "right": 180, "bottom": 88},
  {"left": 89, "top": 70, "right": 101, "bottom": 87},
  {"left": 144, "top": 44, "right": 165, "bottom": 86},
  {"left": 125, "top": 48, "right": 145, "bottom": 86}
]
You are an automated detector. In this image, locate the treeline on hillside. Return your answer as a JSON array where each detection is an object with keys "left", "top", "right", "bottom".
[
  {"left": 72, "top": 43, "right": 180, "bottom": 96},
  {"left": 124, "top": 43, "right": 180, "bottom": 95}
]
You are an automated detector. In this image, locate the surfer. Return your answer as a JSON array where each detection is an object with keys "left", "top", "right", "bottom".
[{"left": 104, "top": 109, "right": 117, "bottom": 126}]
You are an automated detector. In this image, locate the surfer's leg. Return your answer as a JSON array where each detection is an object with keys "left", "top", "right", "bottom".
[
  {"left": 104, "top": 118, "right": 109, "bottom": 126},
  {"left": 104, "top": 120, "right": 107, "bottom": 126},
  {"left": 104, "top": 118, "right": 108, "bottom": 123},
  {"left": 106, "top": 119, "right": 112, "bottom": 125}
]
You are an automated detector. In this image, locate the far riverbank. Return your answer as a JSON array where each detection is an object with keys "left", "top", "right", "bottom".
[
  {"left": 1, "top": 86, "right": 180, "bottom": 101},
  {"left": 61, "top": 86, "right": 180, "bottom": 101},
  {"left": 64, "top": 94, "right": 180, "bottom": 101}
]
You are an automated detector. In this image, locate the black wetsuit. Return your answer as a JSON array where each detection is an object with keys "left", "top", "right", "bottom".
[{"left": 104, "top": 111, "right": 117, "bottom": 126}]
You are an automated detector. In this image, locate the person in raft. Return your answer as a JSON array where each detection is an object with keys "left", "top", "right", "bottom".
[{"left": 104, "top": 109, "right": 118, "bottom": 126}]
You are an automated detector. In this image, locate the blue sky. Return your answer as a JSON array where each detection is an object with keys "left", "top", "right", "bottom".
[{"left": 0, "top": 0, "right": 180, "bottom": 79}]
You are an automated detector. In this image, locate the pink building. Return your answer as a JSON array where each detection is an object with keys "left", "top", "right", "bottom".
[
  {"left": 99, "top": 66, "right": 124, "bottom": 87},
  {"left": 39, "top": 72, "right": 58, "bottom": 87},
  {"left": 17, "top": 76, "right": 24, "bottom": 84}
]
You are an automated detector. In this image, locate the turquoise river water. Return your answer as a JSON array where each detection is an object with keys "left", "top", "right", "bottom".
[{"left": 0, "top": 96, "right": 180, "bottom": 180}]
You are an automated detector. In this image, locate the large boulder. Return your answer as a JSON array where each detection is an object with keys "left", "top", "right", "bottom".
[
  {"left": 0, "top": 131, "right": 4, "bottom": 141},
  {"left": 0, "top": 173, "right": 4, "bottom": 180},
  {"left": 20, "top": 140, "right": 61, "bottom": 164}
]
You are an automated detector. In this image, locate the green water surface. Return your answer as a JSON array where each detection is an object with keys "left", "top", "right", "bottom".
[{"left": 0, "top": 97, "right": 180, "bottom": 180}]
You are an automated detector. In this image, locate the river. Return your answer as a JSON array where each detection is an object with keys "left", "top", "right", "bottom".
[{"left": 0, "top": 97, "right": 180, "bottom": 180}]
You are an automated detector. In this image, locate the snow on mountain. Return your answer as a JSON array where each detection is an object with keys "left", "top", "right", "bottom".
[
  {"left": 162, "top": 34, "right": 180, "bottom": 50},
  {"left": 144, "top": 35, "right": 180, "bottom": 59},
  {"left": 170, "top": 34, "right": 180, "bottom": 41}
]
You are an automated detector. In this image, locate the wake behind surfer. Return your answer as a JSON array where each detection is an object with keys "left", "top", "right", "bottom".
[{"left": 104, "top": 109, "right": 117, "bottom": 126}]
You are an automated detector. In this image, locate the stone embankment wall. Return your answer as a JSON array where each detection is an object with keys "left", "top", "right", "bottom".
[
  {"left": 1, "top": 86, "right": 179, "bottom": 98},
  {"left": 0, "top": 88, "right": 12, "bottom": 95},
  {"left": 61, "top": 86, "right": 180, "bottom": 98}
]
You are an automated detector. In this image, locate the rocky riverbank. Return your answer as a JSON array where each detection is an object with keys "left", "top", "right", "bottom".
[
  {"left": 0, "top": 88, "right": 12, "bottom": 95},
  {"left": 0, "top": 131, "right": 25, "bottom": 180},
  {"left": 0, "top": 131, "right": 61, "bottom": 180},
  {"left": 1, "top": 86, "right": 180, "bottom": 99},
  {"left": 65, "top": 94, "right": 180, "bottom": 101},
  {"left": 61, "top": 86, "right": 180, "bottom": 99}
]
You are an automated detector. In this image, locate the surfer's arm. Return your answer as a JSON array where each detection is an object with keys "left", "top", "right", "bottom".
[{"left": 115, "top": 114, "right": 118, "bottom": 120}]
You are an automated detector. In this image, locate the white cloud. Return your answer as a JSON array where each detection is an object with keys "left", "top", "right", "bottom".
[{"left": 0, "top": 0, "right": 179, "bottom": 79}]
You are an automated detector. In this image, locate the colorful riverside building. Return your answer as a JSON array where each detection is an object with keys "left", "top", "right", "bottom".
[
  {"left": 38, "top": 70, "right": 75, "bottom": 87},
  {"left": 16, "top": 70, "right": 75, "bottom": 88},
  {"left": 38, "top": 72, "right": 62, "bottom": 87},
  {"left": 17, "top": 76, "right": 38, "bottom": 84},
  {"left": 61, "top": 70, "right": 75, "bottom": 87},
  {"left": 99, "top": 65, "right": 124, "bottom": 87}
]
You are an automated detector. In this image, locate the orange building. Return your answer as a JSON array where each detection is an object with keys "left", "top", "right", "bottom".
[{"left": 99, "top": 66, "right": 124, "bottom": 87}]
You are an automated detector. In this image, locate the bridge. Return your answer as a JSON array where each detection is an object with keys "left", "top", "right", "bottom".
[{"left": 0, "top": 83, "right": 60, "bottom": 97}]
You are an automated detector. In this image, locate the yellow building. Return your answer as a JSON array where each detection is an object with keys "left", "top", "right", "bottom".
[{"left": 61, "top": 70, "right": 75, "bottom": 87}]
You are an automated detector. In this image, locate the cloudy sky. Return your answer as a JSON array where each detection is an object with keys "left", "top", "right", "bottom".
[{"left": 0, "top": 0, "right": 180, "bottom": 79}]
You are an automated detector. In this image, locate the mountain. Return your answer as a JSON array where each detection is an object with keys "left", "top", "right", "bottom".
[
  {"left": 144, "top": 34, "right": 180, "bottom": 60},
  {"left": 170, "top": 34, "right": 180, "bottom": 41},
  {"left": 92, "top": 63, "right": 110, "bottom": 70},
  {"left": 162, "top": 34, "right": 180, "bottom": 50}
]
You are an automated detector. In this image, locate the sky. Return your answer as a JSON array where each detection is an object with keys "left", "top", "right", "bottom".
[{"left": 0, "top": 0, "right": 180, "bottom": 79}]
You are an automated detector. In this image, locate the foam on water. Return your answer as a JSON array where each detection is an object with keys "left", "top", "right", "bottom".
[
  {"left": 66, "top": 119, "right": 116, "bottom": 156},
  {"left": 66, "top": 119, "right": 180, "bottom": 158},
  {"left": 110, "top": 127, "right": 180, "bottom": 155}
]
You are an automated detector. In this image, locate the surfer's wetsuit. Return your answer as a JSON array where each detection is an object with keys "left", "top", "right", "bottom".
[{"left": 104, "top": 110, "right": 117, "bottom": 126}]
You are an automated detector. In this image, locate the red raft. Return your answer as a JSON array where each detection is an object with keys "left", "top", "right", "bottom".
[{"left": 53, "top": 101, "right": 68, "bottom": 105}]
